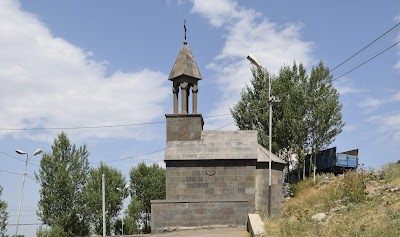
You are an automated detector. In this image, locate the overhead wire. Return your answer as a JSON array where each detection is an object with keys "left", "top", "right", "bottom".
[
  {"left": 0, "top": 169, "right": 38, "bottom": 183},
  {"left": 0, "top": 170, "right": 22, "bottom": 176},
  {"left": 0, "top": 152, "right": 39, "bottom": 167},
  {"left": 331, "top": 22, "right": 400, "bottom": 72},
  {"left": 0, "top": 106, "right": 268, "bottom": 164},
  {"left": 0, "top": 113, "right": 233, "bottom": 131},
  {"left": 92, "top": 121, "right": 235, "bottom": 164},
  {"left": 332, "top": 39, "right": 400, "bottom": 81},
  {"left": 7, "top": 223, "right": 42, "bottom": 226}
]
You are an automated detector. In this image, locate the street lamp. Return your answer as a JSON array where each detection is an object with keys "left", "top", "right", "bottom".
[
  {"left": 15, "top": 148, "right": 42, "bottom": 236},
  {"left": 117, "top": 184, "right": 129, "bottom": 236},
  {"left": 247, "top": 54, "right": 280, "bottom": 217}
]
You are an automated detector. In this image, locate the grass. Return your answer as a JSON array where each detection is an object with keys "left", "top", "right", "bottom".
[{"left": 264, "top": 162, "right": 400, "bottom": 237}]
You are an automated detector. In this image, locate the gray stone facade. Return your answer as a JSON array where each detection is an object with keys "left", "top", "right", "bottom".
[
  {"left": 151, "top": 199, "right": 248, "bottom": 233},
  {"left": 165, "top": 114, "right": 203, "bottom": 142},
  {"left": 165, "top": 160, "right": 256, "bottom": 213},
  {"left": 255, "top": 163, "right": 285, "bottom": 216}
]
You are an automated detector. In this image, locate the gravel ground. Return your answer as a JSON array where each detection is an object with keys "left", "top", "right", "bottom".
[{"left": 149, "top": 226, "right": 247, "bottom": 237}]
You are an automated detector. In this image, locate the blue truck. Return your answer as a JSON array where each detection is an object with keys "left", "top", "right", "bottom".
[{"left": 306, "top": 147, "right": 359, "bottom": 174}]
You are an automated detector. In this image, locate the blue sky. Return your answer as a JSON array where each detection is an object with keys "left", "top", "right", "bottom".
[{"left": 0, "top": 0, "right": 399, "bottom": 236}]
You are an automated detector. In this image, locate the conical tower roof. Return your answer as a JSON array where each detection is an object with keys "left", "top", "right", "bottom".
[{"left": 168, "top": 41, "right": 202, "bottom": 81}]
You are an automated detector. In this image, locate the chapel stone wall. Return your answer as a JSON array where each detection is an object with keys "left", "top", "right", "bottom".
[{"left": 165, "top": 159, "right": 256, "bottom": 213}]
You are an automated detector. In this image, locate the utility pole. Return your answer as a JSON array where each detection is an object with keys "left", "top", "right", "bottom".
[{"left": 102, "top": 173, "right": 106, "bottom": 236}]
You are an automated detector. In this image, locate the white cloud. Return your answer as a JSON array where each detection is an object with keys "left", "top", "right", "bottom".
[
  {"left": 343, "top": 124, "right": 357, "bottom": 133},
  {"left": 358, "top": 97, "right": 385, "bottom": 112},
  {"left": 190, "top": 0, "right": 314, "bottom": 129},
  {"left": 368, "top": 113, "right": 400, "bottom": 143},
  {"left": 334, "top": 78, "right": 368, "bottom": 95},
  {"left": 392, "top": 91, "right": 400, "bottom": 101},
  {"left": 0, "top": 0, "right": 170, "bottom": 141}
]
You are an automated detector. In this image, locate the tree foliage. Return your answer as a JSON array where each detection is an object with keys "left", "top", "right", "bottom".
[
  {"left": 82, "top": 163, "right": 126, "bottom": 235},
  {"left": 231, "top": 61, "right": 344, "bottom": 176},
  {"left": 36, "top": 225, "right": 68, "bottom": 237},
  {"left": 125, "top": 162, "right": 165, "bottom": 234},
  {"left": 0, "top": 186, "right": 8, "bottom": 237},
  {"left": 306, "top": 62, "right": 344, "bottom": 176},
  {"left": 35, "top": 132, "right": 90, "bottom": 236}
]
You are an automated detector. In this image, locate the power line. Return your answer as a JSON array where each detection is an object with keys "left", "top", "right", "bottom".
[
  {"left": 7, "top": 223, "right": 42, "bottom": 226},
  {"left": 1, "top": 107, "right": 267, "bottom": 164},
  {"left": 331, "top": 22, "right": 400, "bottom": 72},
  {"left": 0, "top": 169, "right": 38, "bottom": 184},
  {"left": 0, "top": 170, "right": 22, "bottom": 176},
  {"left": 7, "top": 209, "right": 37, "bottom": 212},
  {"left": 0, "top": 152, "right": 39, "bottom": 167},
  {"left": 0, "top": 113, "right": 232, "bottom": 131},
  {"left": 333, "top": 39, "right": 400, "bottom": 81},
  {"left": 92, "top": 121, "right": 235, "bottom": 164}
]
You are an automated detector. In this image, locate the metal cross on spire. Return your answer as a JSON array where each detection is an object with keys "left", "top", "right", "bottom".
[{"left": 184, "top": 19, "right": 187, "bottom": 42}]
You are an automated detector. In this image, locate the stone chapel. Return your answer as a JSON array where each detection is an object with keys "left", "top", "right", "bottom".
[{"left": 150, "top": 33, "right": 286, "bottom": 234}]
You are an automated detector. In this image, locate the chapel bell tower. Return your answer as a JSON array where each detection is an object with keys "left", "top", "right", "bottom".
[{"left": 165, "top": 21, "right": 204, "bottom": 142}]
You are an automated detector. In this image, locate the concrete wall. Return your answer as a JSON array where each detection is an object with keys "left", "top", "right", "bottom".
[
  {"left": 165, "top": 114, "right": 203, "bottom": 142},
  {"left": 255, "top": 162, "right": 285, "bottom": 216},
  {"left": 165, "top": 160, "right": 256, "bottom": 212},
  {"left": 151, "top": 199, "right": 248, "bottom": 233}
]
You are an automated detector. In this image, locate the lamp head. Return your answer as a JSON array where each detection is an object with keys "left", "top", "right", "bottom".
[
  {"left": 15, "top": 149, "right": 27, "bottom": 155},
  {"left": 33, "top": 149, "right": 43, "bottom": 156},
  {"left": 247, "top": 54, "right": 262, "bottom": 67}
]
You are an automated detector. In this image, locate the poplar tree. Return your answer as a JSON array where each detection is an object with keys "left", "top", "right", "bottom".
[
  {"left": 35, "top": 132, "right": 90, "bottom": 236},
  {"left": 0, "top": 186, "right": 8, "bottom": 237},
  {"left": 306, "top": 61, "right": 344, "bottom": 179},
  {"left": 82, "top": 163, "right": 126, "bottom": 235},
  {"left": 125, "top": 162, "right": 165, "bottom": 234}
]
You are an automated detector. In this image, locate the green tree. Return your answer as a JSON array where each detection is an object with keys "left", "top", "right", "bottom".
[
  {"left": 0, "top": 186, "right": 8, "bottom": 237},
  {"left": 36, "top": 225, "right": 68, "bottom": 237},
  {"left": 125, "top": 162, "right": 165, "bottom": 234},
  {"left": 274, "top": 63, "right": 310, "bottom": 177},
  {"left": 306, "top": 61, "right": 344, "bottom": 179},
  {"left": 82, "top": 163, "right": 126, "bottom": 235},
  {"left": 231, "top": 61, "right": 344, "bottom": 179},
  {"left": 35, "top": 132, "right": 90, "bottom": 236}
]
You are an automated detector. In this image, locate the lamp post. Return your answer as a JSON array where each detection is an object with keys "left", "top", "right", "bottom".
[
  {"left": 102, "top": 174, "right": 106, "bottom": 236},
  {"left": 117, "top": 184, "right": 129, "bottom": 236},
  {"left": 15, "top": 148, "right": 42, "bottom": 236},
  {"left": 247, "top": 54, "right": 280, "bottom": 217}
]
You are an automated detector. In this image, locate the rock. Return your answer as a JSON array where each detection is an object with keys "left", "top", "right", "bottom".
[
  {"left": 247, "top": 214, "right": 265, "bottom": 237},
  {"left": 329, "top": 205, "right": 346, "bottom": 214},
  {"left": 368, "top": 180, "right": 379, "bottom": 187},
  {"left": 384, "top": 184, "right": 394, "bottom": 190},
  {"left": 311, "top": 213, "right": 326, "bottom": 222},
  {"left": 365, "top": 181, "right": 382, "bottom": 195},
  {"left": 282, "top": 182, "right": 293, "bottom": 199}
]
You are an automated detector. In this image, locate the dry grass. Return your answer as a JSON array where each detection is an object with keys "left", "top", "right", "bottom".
[{"left": 264, "top": 162, "right": 400, "bottom": 237}]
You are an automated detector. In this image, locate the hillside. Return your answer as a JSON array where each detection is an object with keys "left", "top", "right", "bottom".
[{"left": 264, "top": 162, "right": 400, "bottom": 237}]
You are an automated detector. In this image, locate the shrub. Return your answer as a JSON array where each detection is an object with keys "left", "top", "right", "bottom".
[
  {"left": 382, "top": 162, "right": 400, "bottom": 182},
  {"left": 339, "top": 171, "right": 367, "bottom": 204}
]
